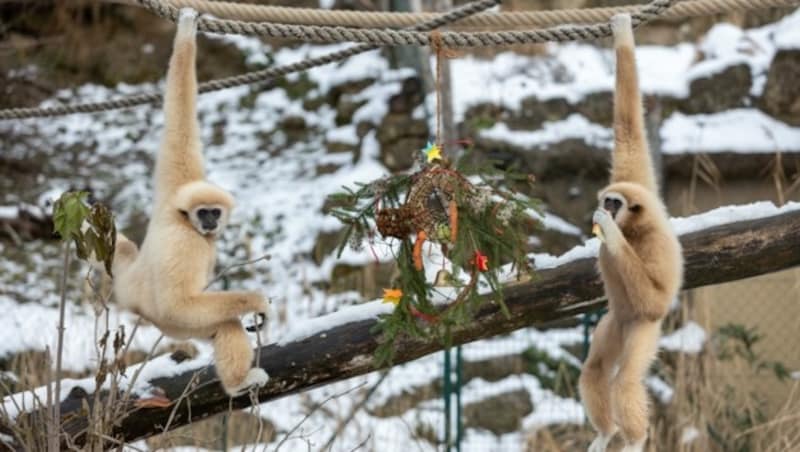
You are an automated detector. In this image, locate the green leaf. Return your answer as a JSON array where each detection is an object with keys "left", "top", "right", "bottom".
[{"left": 52, "top": 191, "right": 90, "bottom": 241}]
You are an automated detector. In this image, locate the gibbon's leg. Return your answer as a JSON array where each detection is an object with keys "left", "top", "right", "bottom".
[
  {"left": 592, "top": 209, "right": 668, "bottom": 321},
  {"left": 580, "top": 314, "right": 624, "bottom": 451},
  {"left": 161, "top": 291, "right": 267, "bottom": 331},
  {"left": 610, "top": 13, "right": 658, "bottom": 194},
  {"left": 213, "top": 320, "right": 269, "bottom": 395},
  {"left": 611, "top": 320, "right": 661, "bottom": 451}
]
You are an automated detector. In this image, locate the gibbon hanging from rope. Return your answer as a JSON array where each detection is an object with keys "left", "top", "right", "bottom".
[
  {"left": 107, "top": 9, "right": 270, "bottom": 396},
  {"left": 579, "top": 14, "right": 684, "bottom": 452}
]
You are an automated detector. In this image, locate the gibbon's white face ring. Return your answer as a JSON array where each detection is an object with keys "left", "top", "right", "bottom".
[
  {"left": 601, "top": 191, "right": 627, "bottom": 220},
  {"left": 187, "top": 204, "right": 228, "bottom": 236}
]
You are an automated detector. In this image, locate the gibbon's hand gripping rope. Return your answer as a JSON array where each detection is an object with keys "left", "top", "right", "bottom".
[{"left": 0, "top": 0, "right": 677, "bottom": 120}]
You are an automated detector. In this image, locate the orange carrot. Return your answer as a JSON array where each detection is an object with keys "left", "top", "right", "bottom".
[
  {"left": 448, "top": 200, "right": 458, "bottom": 243},
  {"left": 413, "top": 230, "right": 427, "bottom": 271}
]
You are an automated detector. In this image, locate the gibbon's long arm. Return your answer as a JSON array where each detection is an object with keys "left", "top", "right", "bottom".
[
  {"left": 162, "top": 292, "right": 265, "bottom": 330},
  {"left": 610, "top": 15, "right": 658, "bottom": 194},
  {"left": 155, "top": 9, "right": 205, "bottom": 205}
]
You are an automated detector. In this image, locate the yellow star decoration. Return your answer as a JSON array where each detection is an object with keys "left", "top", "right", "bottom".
[
  {"left": 422, "top": 141, "right": 442, "bottom": 163},
  {"left": 382, "top": 288, "right": 403, "bottom": 305}
]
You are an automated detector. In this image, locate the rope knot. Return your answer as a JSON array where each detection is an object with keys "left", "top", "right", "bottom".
[{"left": 429, "top": 30, "right": 461, "bottom": 59}]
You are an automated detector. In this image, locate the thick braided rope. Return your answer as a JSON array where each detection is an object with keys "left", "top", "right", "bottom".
[
  {"left": 166, "top": 0, "right": 800, "bottom": 29},
  {"left": 139, "top": 0, "right": 674, "bottom": 47},
  {"left": 0, "top": 0, "right": 499, "bottom": 120}
]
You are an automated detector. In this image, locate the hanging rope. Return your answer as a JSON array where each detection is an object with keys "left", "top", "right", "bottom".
[
  {"left": 164, "top": 0, "right": 800, "bottom": 29},
  {"left": 0, "top": 0, "right": 500, "bottom": 120},
  {"left": 137, "top": 0, "right": 674, "bottom": 47},
  {"left": 1, "top": 0, "right": 792, "bottom": 120}
]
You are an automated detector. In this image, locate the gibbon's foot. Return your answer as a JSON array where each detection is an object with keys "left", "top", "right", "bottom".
[
  {"left": 245, "top": 312, "right": 267, "bottom": 333},
  {"left": 593, "top": 209, "right": 624, "bottom": 252},
  {"left": 228, "top": 367, "right": 270, "bottom": 396},
  {"left": 588, "top": 432, "right": 616, "bottom": 452},
  {"left": 620, "top": 437, "right": 646, "bottom": 452}
]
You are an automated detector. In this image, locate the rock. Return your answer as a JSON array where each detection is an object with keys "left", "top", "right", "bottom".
[
  {"left": 327, "top": 78, "right": 375, "bottom": 107},
  {"left": 329, "top": 262, "right": 396, "bottom": 297},
  {"left": 302, "top": 95, "right": 326, "bottom": 112},
  {"left": 377, "top": 115, "right": 429, "bottom": 171},
  {"left": 325, "top": 141, "right": 358, "bottom": 155},
  {"left": 312, "top": 229, "right": 346, "bottom": 265},
  {"left": 509, "top": 96, "right": 571, "bottom": 130},
  {"left": 463, "top": 389, "right": 534, "bottom": 435},
  {"left": 388, "top": 76, "right": 425, "bottom": 115},
  {"left": 355, "top": 120, "right": 374, "bottom": 140},
  {"left": 316, "top": 163, "right": 343, "bottom": 176},
  {"left": 680, "top": 63, "right": 751, "bottom": 114},
  {"left": 761, "top": 49, "right": 800, "bottom": 126},
  {"left": 381, "top": 137, "right": 427, "bottom": 171},
  {"left": 576, "top": 91, "right": 614, "bottom": 127},
  {"left": 461, "top": 102, "right": 510, "bottom": 134},
  {"left": 335, "top": 97, "right": 368, "bottom": 126},
  {"left": 279, "top": 116, "right": 308, "bottom": 143}
]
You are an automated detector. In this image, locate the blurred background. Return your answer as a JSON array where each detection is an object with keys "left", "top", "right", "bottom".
[{"left": 0, "top": 0, "right": 799, "bottom": 450}]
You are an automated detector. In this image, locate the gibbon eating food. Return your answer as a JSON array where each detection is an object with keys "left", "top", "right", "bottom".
[
  {"left": 578, "top": 14, "right": 684, "bottom": 452},
  {"left": 110, "top": 9, "right": 269, "bottom": 396}
]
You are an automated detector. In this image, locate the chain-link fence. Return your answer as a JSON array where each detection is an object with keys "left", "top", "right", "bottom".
[{"left": 357, "top": 267, "right": 800, "bottom": 452}]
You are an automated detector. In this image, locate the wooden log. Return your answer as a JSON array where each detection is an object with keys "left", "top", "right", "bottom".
[{"left": 7, "top": 208, "right": 800, "bottom": 447}]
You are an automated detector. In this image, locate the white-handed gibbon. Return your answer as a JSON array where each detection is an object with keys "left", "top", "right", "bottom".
[
  {"left": 579, "top": 14, "right": 684, "bottom": 452},
  {"left": 110, "top": 9, "right": 269, "bottom": 396}
]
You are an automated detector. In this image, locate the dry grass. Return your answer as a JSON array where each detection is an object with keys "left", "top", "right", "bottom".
[{"left": 524, "top": 293, "right": 799, "bottom": 452}]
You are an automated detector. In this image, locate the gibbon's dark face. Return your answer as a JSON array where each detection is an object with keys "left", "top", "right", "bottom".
[
  {"left": 197, "top": 207, "right": 221, "bottom": 230},
  {"left": 184, "top": 204, "right": 228, "bottom": 236},
  {"left": 602, "top": 192, "right": 626, "bottom": 219},
  {"left": 599, "top": 184, "right": 649, "bottom": 231}
]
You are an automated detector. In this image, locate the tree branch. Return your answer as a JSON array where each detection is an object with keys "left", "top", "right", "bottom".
[{"left": 6, "top": 208, "right": 800, "bottom": 447}]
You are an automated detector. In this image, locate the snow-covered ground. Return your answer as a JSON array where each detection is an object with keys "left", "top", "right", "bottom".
[{"left": 1, "top": 8, "right": 800, "bottom": 452}]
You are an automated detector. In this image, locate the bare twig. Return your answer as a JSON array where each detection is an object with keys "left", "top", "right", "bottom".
[
  {"left": 52, "top": 241, "right": 72, "bottom": 450},
  {"left": 205, "top": 254, "right": 271, "bottom": 290},
  {"left": 348, "top": 435, "right": 371, "bottom": 452},
  {"left": 274, "top": 382, "right": 367, "bottom": 452},
  {"left": 319, "top": 371, "right": 389, "bottom": 452},
  {"left": 161, "top": 371, "right": 201, "bottom": 434},
  {"left": 115, "top": 333, "right": 165, "bottom": 420}
]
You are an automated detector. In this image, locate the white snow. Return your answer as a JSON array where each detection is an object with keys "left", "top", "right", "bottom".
[
  {"left": 681, "top": 426, "right": 701, "bottom": 444},
  {"left": 0, "top": 206, "right": 18, "bottom": 219},
  {"left": 277, "top": 299, "right": 393, "bottom": 345},
  {"left": 479, "top": 115, "right": 613, "bottom": 151},
  {"left": 646, "top": 375, "right": 674, "bottom": 403},
  {"left": 325, "top": 124, "right": 359, "bottom": 145},
  {"left": 536, "top": 211, "right": 583, "bottom": 237},
  {"left": 661, "top": 110, "right": 800, "bottom": 154},
  {"left": 660, "top": 321, "right": 706, "bottom": 354},
  {"left": 0, "top": 295, "right": 171, "bottom": 374},
  {"left": 671, "top": 201, "right": 800, "bottom": 235}
]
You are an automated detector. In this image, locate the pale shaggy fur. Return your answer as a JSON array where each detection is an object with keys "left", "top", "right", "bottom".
[
  {"left": 578, "top": 14, "right": 684, "bottom": 452},
  {"left": 111, "top": 9, "right": 269, "bottom": 396}
]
